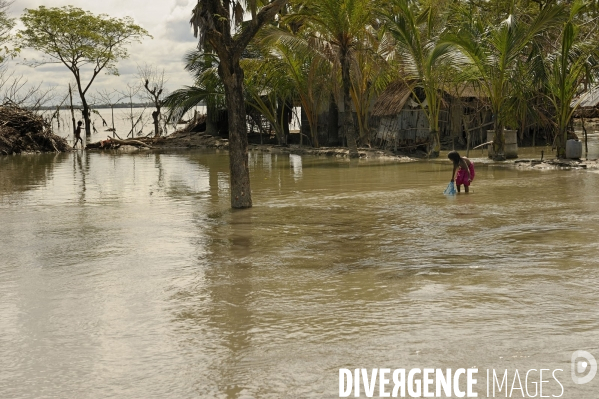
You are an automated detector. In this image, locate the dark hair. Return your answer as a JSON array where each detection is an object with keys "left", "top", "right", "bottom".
[
  {"left": 77, "top": 121, "right": 83, "bottom": 126},
  {"left": 447, "top": 150, "right": 461, "bottom": 166}
]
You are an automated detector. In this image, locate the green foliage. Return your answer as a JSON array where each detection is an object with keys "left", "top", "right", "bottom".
[
  {"left": 163, "top": 50, "right": 225, "bottom": 125},
  {"left": 257, "top": 24, "right": 336, "bottom": 145},
  {"left": 444, "top": 3, "right": 566, "bottom": 154},
  {"left": 0, "top": 0, "right": 18, "bottom": 63},
  {"left": 544, "top": 0, "right": 599, "bottom": 156},
  {"left": 172, "top": 0, "right": 599, "bottom": 155},
  {"left": 381, "top": 0, "right": 459, "bottom": 153},
  {"left": 19, "top": 6, "right": 151, "bottom": 86},
  {"left": 18, "top": 5, "right": 151, "bottom": 136}
]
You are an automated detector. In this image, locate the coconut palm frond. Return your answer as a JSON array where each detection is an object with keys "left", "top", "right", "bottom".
[{"left": 163, "top": 85, "right": 224, "bottom": 125}]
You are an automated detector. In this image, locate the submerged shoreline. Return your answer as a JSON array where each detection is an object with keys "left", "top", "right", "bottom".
[{"left": 8, "top": 127, "right": 599, "bottom": 172}]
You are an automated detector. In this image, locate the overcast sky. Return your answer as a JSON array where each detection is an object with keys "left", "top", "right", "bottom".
[{"left": 6, "top": 0, "right": 199, "bottom": 103}]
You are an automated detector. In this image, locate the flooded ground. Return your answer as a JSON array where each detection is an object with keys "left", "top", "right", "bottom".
[{"left": 1, "top": 150, "right": 598, "bottom": 398}]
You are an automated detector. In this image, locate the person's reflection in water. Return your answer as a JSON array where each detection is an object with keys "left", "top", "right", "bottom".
[{"left": 73, "top": 150, "right": 87, "bottom": 205}]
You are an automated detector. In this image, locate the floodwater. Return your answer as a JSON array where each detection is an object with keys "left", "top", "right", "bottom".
[
  {"left": 49, "top": 106, "right": 192, "bottom": 141},
  {"left": 1, "top": 149, "right": 598, "bottom": 399},
  {"left": 49, "top": 106, "right": 302, "bottom": 144}
]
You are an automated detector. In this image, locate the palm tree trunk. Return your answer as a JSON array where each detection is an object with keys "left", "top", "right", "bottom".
[
  {"left": 556, "top": 127, "right": 567, "bottom": 158},
  {"left": 327, "top": 94, "right": 339, "bottom": 146},
  {"left": 220, "top": 61, "right": 252, "bottom": 209},
  {"left": 492, "top": 123, "right": 506, "bottom": 160},
  {"left": 278, "top": 98, "right": 291, "bottom": 145},
  {"left": 340, "top": 48, "right": 359, "bottom": 158}
]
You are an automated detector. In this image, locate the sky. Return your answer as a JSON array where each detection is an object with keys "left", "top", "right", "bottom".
[{"left": 6, "top": 0, "right": 200, "bottom": 104}]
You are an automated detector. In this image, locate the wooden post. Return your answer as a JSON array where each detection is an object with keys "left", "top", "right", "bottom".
[
  {"left": 582, "top": 116, "right": 588, "bottom": 159},
  {"left": 465, "top": 115, "right": 471, "bottom": 157},
  {"left": 69, "top": 84, "right": 76, "bottom": 139},
  {"left": 111, "top": 106, "right": 115, "bottom": 138}
]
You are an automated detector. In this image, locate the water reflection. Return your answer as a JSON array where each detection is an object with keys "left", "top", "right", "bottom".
[
  {"left": 0, "top": 152, "right": 68, "bottom": 196},
  {"left": 289, "top": 154, "right": 303, "bottom": 181}
]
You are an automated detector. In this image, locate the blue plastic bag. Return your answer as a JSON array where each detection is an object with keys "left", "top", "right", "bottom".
[{"left": 443, "top": 181, "right": 456, "bottom": 196}]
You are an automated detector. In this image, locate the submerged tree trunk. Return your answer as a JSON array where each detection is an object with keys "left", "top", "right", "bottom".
[
  {"left": 582, "top": 116, "right": 588, "bottom": 159},
  {"left": 74, "top": 78, "right": 92, "bottom": 138},
  {"left": 492, "top": 123, "right": 506, "bottom": 160},
  {"left": 82, "top": 100, "right": 91, "bottom": 138},
  {"left": 556, "top": 127, "right": 567, "bottom": 158},
  {"left": 190, "top": 0, "right": 288, "bottom": 209},
  {"left": 340, "top": 49, "right": 359, "bottom": 158},
  {"left": 277, "top": 98, "right": 291, "bottom": 145},
  {"left": 220, "top": 61, "right": 252, "bottom": 209},
  {"left": 327, "top": 95, "right": 339, "bottom": 146},
  {"left": 110, "top": 106, "right": 117, "bottom": 138},
  {"left": 428, "top": 131, "right": 440, "bottom": 158},
  {"left": 68, "top": 84, "right": 76, "bottom": 137}
]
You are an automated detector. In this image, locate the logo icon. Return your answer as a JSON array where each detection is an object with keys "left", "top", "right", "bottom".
[{"left": 571, "top": 350, "right": 597, "bottom": 384}]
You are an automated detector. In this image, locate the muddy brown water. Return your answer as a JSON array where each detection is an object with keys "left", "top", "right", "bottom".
[{"left": 1, "top": 149, "right": 598, "bottom": 398}]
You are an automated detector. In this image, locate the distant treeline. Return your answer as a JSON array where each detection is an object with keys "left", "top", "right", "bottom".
[{"left": 39, "top": 103, "right": 154, "bottom": 110}]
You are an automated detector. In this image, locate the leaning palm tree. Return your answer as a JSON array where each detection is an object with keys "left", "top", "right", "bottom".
[
  {"left": 242, "top": 46, "right": 296, "bottom": 145},
  {"left": 445, "top": 4, "right": 565, "bottom": 159},
  {"left": 290, "top": 0, "right": 379, "bottom": 157},
  {"left": 277, "top": 42, "right": 330, "bottom": 147},
  {"left": 163, "top": 50, "right": 225, "bottom": 131},
  {"left": 259, "top": 24, "right": 334, "bottom": 147},
  {"left": 381, "top": 0, "right": 457, "bottom": 157}
]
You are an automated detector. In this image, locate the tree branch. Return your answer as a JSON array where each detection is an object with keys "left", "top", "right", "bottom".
[{"left": 235, "top": 0, "right": 288, "bottom": 53}]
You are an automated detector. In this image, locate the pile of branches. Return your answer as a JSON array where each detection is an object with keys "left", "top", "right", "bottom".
[
  {"left": 86, "top": 137, "right": 153, "bottom": 150},
  {"left": 0, "top": 103, "right": 71, "bottom": 155}
]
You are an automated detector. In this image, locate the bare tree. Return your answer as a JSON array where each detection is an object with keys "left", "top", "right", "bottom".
[
  {"left": 138, "top": 64, "right": 167, "bottom": 137},
  {"left": 0, "top": 66, "right": 56, "bottom": 110},
  {"left": 117, "top": 82, "right": 146, "bottom": 138},
  {"left": 93, "top": 89, "right": 126, "bottom": 137}
]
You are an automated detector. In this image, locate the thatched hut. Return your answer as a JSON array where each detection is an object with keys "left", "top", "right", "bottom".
[{"left": 370, "top": 80, "right": 490, "bottom": 151}]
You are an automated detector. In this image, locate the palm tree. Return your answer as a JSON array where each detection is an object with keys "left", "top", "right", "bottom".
[
  {"left": 242, "top": 46, "right": 296, "bottom": 145},
  {"left": 190, "top": 0, "right": 288, "bottom": 208},
  {"left": 545, "top": 0, "right": 598, "bottom": 157},
  {"left": 382, "top": 0, "right": 457, "bottom": 157},
  {"left": 258, "top": 25, "right": 334, "bottom": 147},
  {"left": 445, "top": 4, "right": 565, "bottom": 159},
  {"left": 291, "top": 0, "right": 378, "bottom": 157},
  {"left": 350, "top": 28, "right": 395, "bottom": 147},
  {"left": 163, "top": 50, "right": 225, "bottom": 131}
]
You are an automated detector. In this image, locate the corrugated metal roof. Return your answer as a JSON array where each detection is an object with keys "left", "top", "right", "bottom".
[{"left": 573, "top": 87, "right": 599, "bottom": 108}]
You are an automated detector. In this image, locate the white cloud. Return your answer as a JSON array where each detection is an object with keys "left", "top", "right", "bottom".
[{"left": 6, "top": 0, "right": 199, "bottom": 103}]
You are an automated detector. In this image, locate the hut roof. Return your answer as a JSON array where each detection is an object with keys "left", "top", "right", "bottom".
[
  {"left": 573, "top": 87, "right": 599, "bottom": 108},
  {"left": 442, "top": 83, "right": 487, "bottom": 99},
  {"left": 371, "top": 81, "right": 413, "bottom": 117},
  {"left": 372, "top": 81, "right": 487, "bottom": 117}
]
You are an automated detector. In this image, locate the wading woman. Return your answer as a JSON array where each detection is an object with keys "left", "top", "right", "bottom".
[{"left": 448, "top": 151, "right": 475, "bottom": 193}]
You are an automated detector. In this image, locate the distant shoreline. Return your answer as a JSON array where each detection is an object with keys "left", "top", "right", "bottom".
[{"left": 36, "top": 103, "right": 206, "bottom": 111}]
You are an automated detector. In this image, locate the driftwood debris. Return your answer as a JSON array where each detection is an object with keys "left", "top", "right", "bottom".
[
  {"left": 86, "top": 136, "right": 153, "bottom": 150},
  {"left": 0, "top": 104, "right": 71, "bottom": 155}
]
